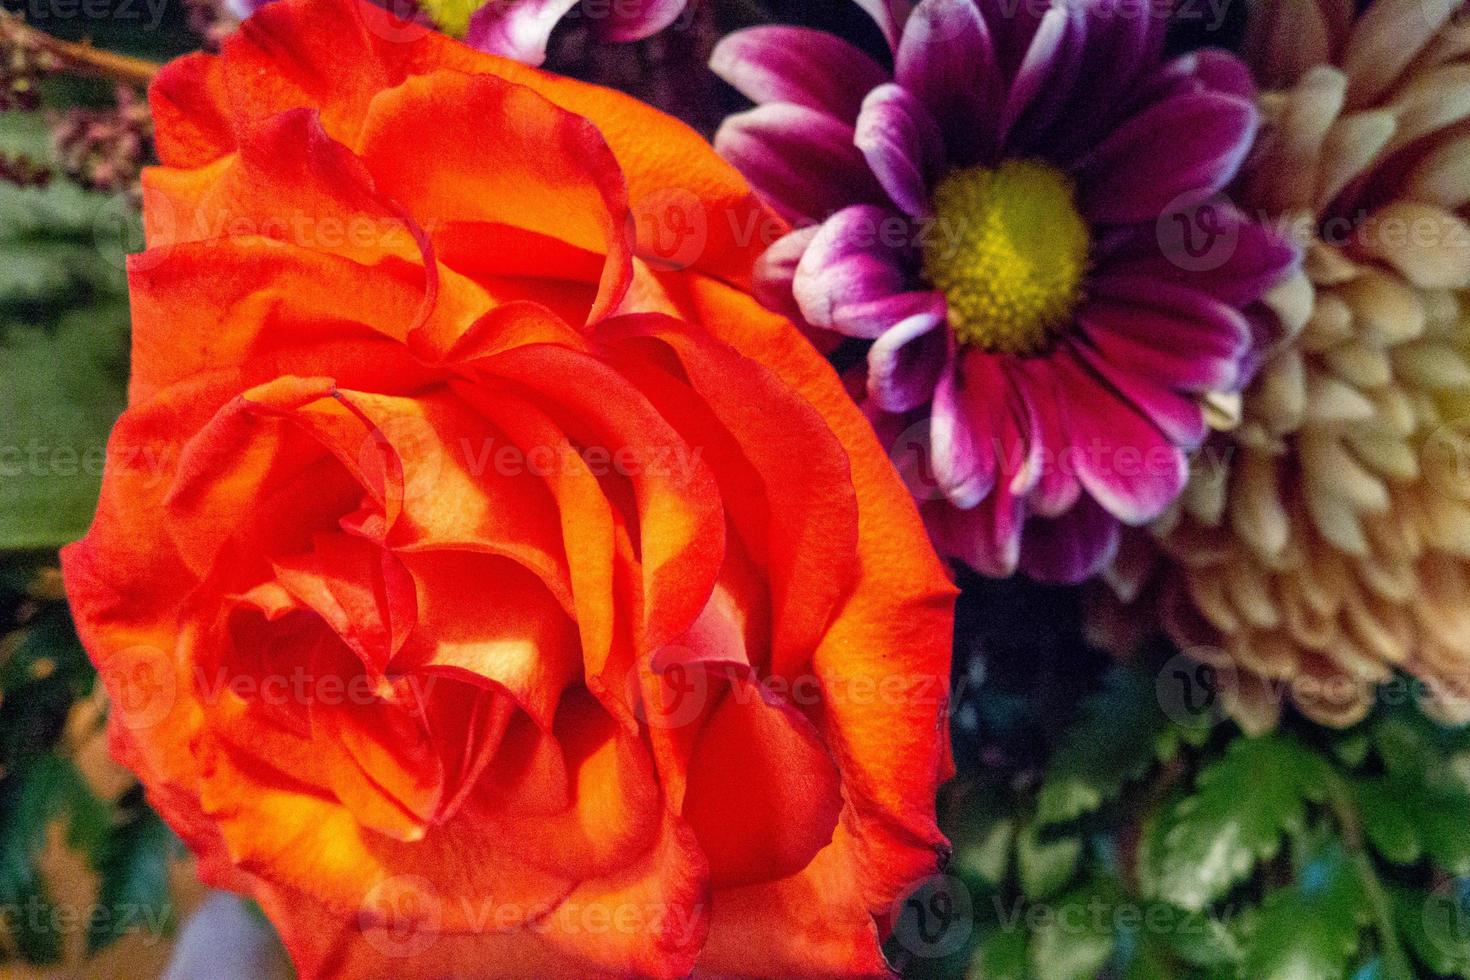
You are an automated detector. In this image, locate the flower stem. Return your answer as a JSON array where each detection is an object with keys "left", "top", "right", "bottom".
[
  {"left": 1319, "top": 767, "right": 1416, "bottom": 980},
  {"left": 1, "top": 12, "right": 161, "bottom": 89}
]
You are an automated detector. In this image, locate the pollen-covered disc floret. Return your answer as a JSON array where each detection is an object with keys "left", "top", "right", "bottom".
[{"left": 923, "top": 160, "right": 1090, "bottom": 356}]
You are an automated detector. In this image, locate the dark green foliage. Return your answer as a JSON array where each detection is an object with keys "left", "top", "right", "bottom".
[
  {"left": 924, "top": 654, "right": 1470, "bottom": 980},
  {"left": 0, "top": 111, "right": 131, "bottom": 551}
]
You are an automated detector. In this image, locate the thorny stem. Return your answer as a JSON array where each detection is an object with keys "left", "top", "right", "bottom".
[{"left": 1, "top": 11, "right": 161, "bottom": 89}]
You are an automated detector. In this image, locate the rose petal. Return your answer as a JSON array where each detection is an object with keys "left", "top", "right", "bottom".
[
  {"left": 684, "top": 677, "right": 844, "bottom": 886},
  {"left": 677, "top": 278, "right": 954, "bottom": 907},
  {"left": 356, "top": 70, "right": 635, "bottom": 323}
]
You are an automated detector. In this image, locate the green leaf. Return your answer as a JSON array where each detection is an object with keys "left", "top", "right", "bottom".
[
  {"left": 1352, "top": 778, "right": 1423, "bottom": 866},
  {"left": 0, "top": 602, "right": 92, "bottom": 696},
  {"left": 0, "top": 606, "right": 96, "bottom": 775},
  {"left": 7, "top": 874, "right": 63, "bottom": 964},
  {"left": 87, "top": 809, "right": 178, "bottom": 953},
  {"left": 0, "top": 113, "right": 132, "bottom": 551},
  {"left": 0, "top": 299, "right": 130, "bottom": 550},
  {"left": 1113, "top": 929, "right": 1179, "bottom": 980},
  {"left": 1158, "top": 905, "right": 1246, "bottom": 969},
  {"left": 0, "top": 755, "right": 108, "bottom": 893},
  {"left": 0, "top": 755, "right": 112, "bottom": 961},
  {"left": 1027, "top": 882, "right": 1117, "bottom": 980},
  {"left": 953, "top": 812, "right": 1016, "bottom": 894},
  {"left": 1353, "top": 959, "right": 1384, "bottom": 980},
  {"left": 1370, "top": 715, "right": 1470, "bottom": 875},
  {"left": 1016, "top": 821, "right": 1082, "bottom": 902},
  {"left": 1239, "top": 842, "right": 1370, "bottom": 980},
  {"left": 1332, "top": 731, "right": 1372, "bottom": 769},
  {"left": 1146, "top": 735, "right": 1329, "bottom": 910},
  {"left": 1395, "top": 884, "right": 1470, "bottom": 978},
  {"left": 971, "top": 926, "right": 1028, "bottom": 980},
  {"left": 1034, "top": 666, "right": 1188, "bottom": 827}
]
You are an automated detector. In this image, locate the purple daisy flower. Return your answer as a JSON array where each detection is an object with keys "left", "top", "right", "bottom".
[
  {"left": 228, "top": 0, "right": 691, "bottom": 65},
  {"left": 712, "top": 0, "right": 1298, "bottom": 583},
  {"left": 467, "top": 0, "right": 691, "bottom": 63}
]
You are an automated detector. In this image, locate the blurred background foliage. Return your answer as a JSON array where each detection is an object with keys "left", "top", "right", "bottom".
[{"left": 0, "top": 1, "right": 1465, "bottom": 978}]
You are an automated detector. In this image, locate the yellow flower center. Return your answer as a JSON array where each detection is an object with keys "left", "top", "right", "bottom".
[{"left": 922, "top": 160, "right": 1091, "bottom": 356}]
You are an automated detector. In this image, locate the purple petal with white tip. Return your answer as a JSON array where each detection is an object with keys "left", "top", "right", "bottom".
[
  {"left": 1012, "top": 358, "right": 1083, "bottom": 518},
  {"left": 1053, "top": 350, "right": 1189, "bottom": 526},
  {"left": 793, "top": 204, "right": 918, "bottom": 336},
  {"left": 896, "top": 0, "right": 1003, "bottom": 164},
  {"left": 753, "top": 226, "right": 819, "bottom": 322},
  {"left": 1078, "top": 91, "right": 1258, "bottom": 224},
  {"left": 1019, "top": 495, "right": 1122, "bottom": 583},
  {"left": 464, "top": 0, "right": 580, "bottom": 65},
  {"left": 711, "top": 27, "right": 891, "bottom": 124},
  {"left": 592, "top": 0, "right": 690, "bottom": 41},
  {"left": 930, "top": 355, "right": 996, "bottom": 509},
  {"left": 854, "top": 0, "right": 915, "bottom": 50},
  {"left": 867, "top": 296, "right": 947, "bottom": 412},
  {"left": 926, "top": 487, "right": 1024, "bottom": 577},
  {"left": 1077, "top": 299, "right": 1246, "bottom": 393},
  {"left": 855, "top": 83, "right": 946, "bottom": 218},
  {"left": 1069, "top": 339, "right": 1208, "bottom": 447},
  {"left": 1100, "top": 208, "right": 1299, "bottom": 307},
  {"left": 715, "top": 105, "right": 885, "bottom": 224},
  {"left": 1150, "top": 49, "right": 1257, "bottom": 103},
  {"left": 998, "top": 6, "right": 1073, "bottom": 145}
]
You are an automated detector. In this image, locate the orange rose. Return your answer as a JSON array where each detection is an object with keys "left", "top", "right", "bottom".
[{"left": 60, "top": 0, "right": 956, "bottom": 975}]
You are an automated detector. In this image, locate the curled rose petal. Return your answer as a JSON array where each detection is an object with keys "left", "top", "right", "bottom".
[{"left": 61, "top": 1, "right": 956, "bottom": 976}]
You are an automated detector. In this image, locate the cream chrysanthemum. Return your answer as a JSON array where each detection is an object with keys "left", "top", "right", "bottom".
[{"left": 1100, "top": 0, "right": 1470, "bottom": 731}]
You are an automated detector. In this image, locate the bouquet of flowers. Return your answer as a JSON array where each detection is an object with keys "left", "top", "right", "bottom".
[{"left": 1, "top": 0, "right": 1469, "bottom": 976}]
